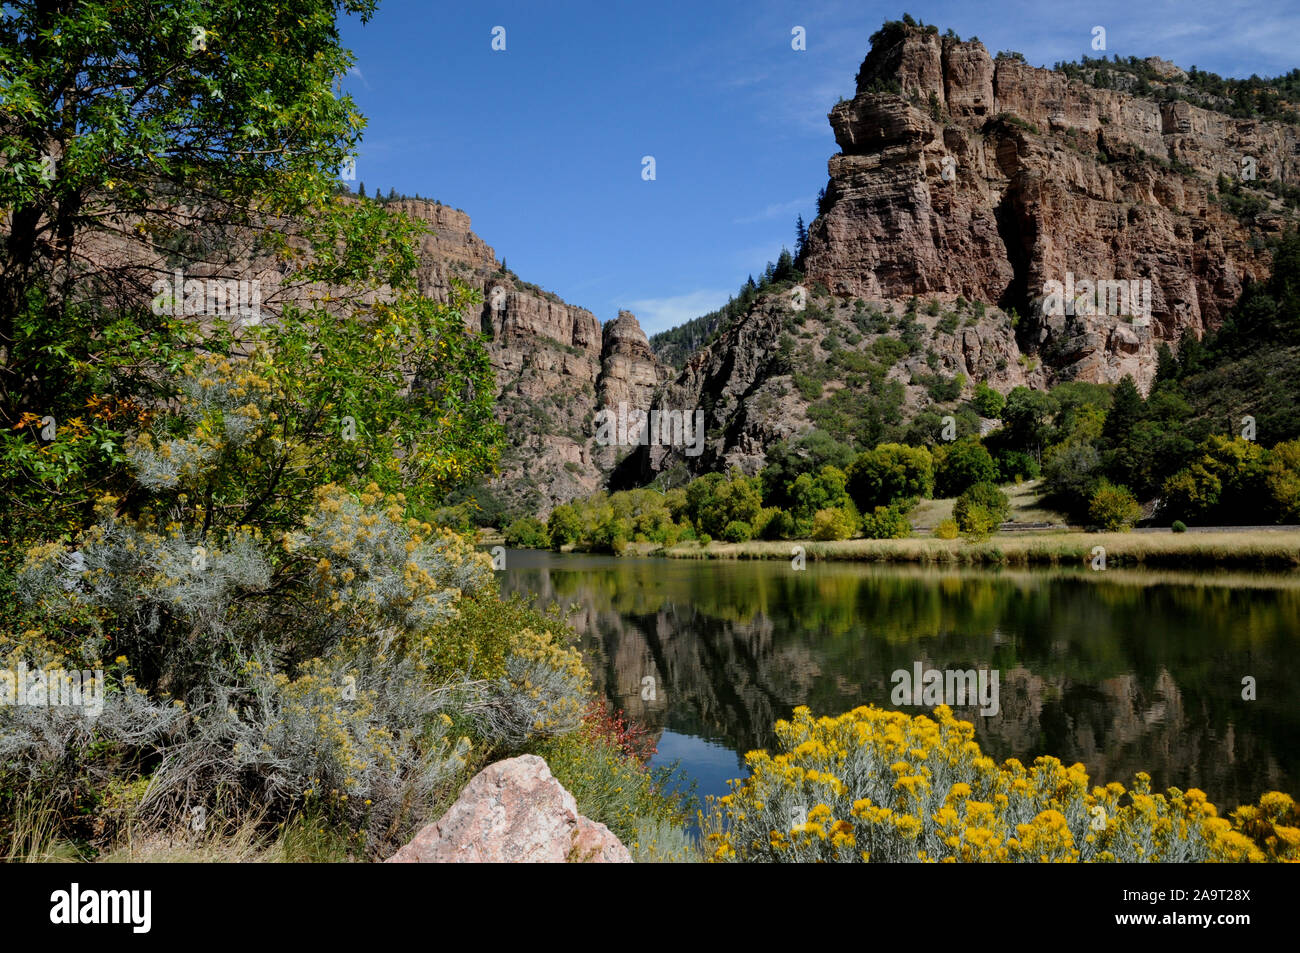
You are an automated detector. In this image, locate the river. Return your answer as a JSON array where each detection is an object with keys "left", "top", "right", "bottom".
[{"left": 499, "top": 549, "right": 1300, "bottom": 809}]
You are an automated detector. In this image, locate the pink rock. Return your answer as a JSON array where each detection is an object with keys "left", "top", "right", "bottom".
[{"left": 385, "top": 755, "right": 631, "bottom": 864}]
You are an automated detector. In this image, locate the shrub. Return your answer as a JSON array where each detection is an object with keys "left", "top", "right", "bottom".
[
  {"left": 759, "top": 509, "right": 798, "bottom": 540},
  {"left": 958, "top": 503, "right": 997, "bottom": 539},
  {"left": 925, "top": 374, "right": 964, "bottom": 402},
  {"left": 1229, "top": 791, "right": 1300, "bottom": 862},
  {"left": 504, "top": 516, "right": 549, "bottom": 548},
  {"left": 1089, "top": 480, "right": 1143, "bottom": 531},
  {"left": 811, "top": 507, "right": 858, "bottom": 541},
  {"left": 701, "top": 704, "right": 1269, "bottom": 863},
  {"left": 1172, "top": 520, "right": 1188, "bottom": 533},
  {"left": 934, "top": 518, "right": 959, "bottom": 539},
  {"left": 12, "top": 468, "right": 593, "bottom": 855},
  {"left": 591, "top": 514, "right": 631, "bottom": 554},
  {"left": 954, "top": 482, "right": 1010, "bottom": 530},
  {"left": 860, "top": 505, "right": 912, "bottom": 539},
  {"left": 539, "top": 702, "right": 690, "bottom": 847},
  {"left": 721, "top": 520, "right": 754, "bottom": 543},
  {"left": 629, "top": 816, "right": 702, "bottom": 863},
  {"left": 971, "top": 381, "right": 1005, "bottom": 418}
]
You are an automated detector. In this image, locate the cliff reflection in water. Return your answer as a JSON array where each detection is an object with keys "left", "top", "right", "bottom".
[{"left": 498, "top": 550, "right": 1300, "bottom": 808}]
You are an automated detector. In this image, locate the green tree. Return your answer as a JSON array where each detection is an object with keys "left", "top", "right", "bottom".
[
  {"left": 1161, "top": 435, "right": 1269, "bottom": 523},
  {"left": 685, "top": 471, "right": 762, "bottom": 538},
  {"left": 845, "top": 443, "right": 934, "bottom": 511},
  {"left": 0, "top": 0, "right": 407, "bottom": 551},
  {"left": 788, "top": 465, "right": 854, "bottom": 531},
  {"left": 504, "top": 516, "right": 549, "bottom": 548},
  {"left": 1101, "top": 375, "right": 1145, "bottom": 451},
  {"left": 971, "top": 382, "right": 1005, "bottom": 418},
  {"left": 933, "top": 438, "right": 998, "bottom": 497},
  {"left": 1265, "top": 438, "right": 1300, "bottom": 522},
  {"left": 954, "top": 482, "right": 1010, "bottom": 530},
  {"left": 1001, "top": 386, "right": 1059, "bottom": 461},
  {"left": 1153, "top": 342, "right": 1180, "bottom": 389},
  {"left": 760, "top": 430, "right": 855, "bottom": 507},
  {"left": 1105, "top": 388, "right": 1194, "bottom": 497},
  {"left": 1089, "top": 479, "right": 1143, "bottom": 531},
  {"left": 1043, "top": 442, "right": 1103, "bottom": 513}
]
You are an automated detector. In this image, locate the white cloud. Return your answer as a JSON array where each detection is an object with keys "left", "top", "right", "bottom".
[{"left": 625, "top": 289, "right": 734, "bottom": 334}]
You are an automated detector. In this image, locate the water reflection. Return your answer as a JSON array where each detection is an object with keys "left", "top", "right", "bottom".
[{"left": 499, "top": 550, "right": 1300, "bottom": 807}]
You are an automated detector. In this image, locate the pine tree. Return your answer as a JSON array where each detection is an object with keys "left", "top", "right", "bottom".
[
  {"left": 1153, "top": 342, "right": 1179, "bottom": 389},
  {"left": 774, "top": 247, "right": 796, "bottom": 283},
  {"left": 1102, "top": 375, "right": 1144, "bottom": 450},
  {"left": 1177, "top": 331, "right": 1206, "bottom": 377},
  {"left": 795, "top": 215, "right": 808, "bottom": 261},
  {"left": 358, "top": 181, "right": 366, "bottom": 197},
  {"left": 388, "top": 187, "right": 397, "bottom": 200}
]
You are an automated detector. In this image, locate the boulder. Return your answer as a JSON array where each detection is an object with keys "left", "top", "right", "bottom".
[{"left": 385, "top": 755, "right": 631, "bottom": 864}]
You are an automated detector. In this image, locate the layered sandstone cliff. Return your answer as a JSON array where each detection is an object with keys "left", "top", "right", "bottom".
[
  {"left": 390, "top": 203, "right": 667, "bottom": 513},
  {"left": 804, "top": 26, "right": 1299, "bottom": 386}
]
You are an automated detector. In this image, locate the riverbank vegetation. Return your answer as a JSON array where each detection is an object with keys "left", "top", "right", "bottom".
[
  {"left": 656, "top": 529, "right": 1300, "bottom": 569},
  {"left": 701, "top": 704, "right": 1297, "bottom": 862}
]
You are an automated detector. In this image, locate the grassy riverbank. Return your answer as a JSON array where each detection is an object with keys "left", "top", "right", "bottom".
[{"left": 653, "top": 528, "right": 1300, "bottom": 569}]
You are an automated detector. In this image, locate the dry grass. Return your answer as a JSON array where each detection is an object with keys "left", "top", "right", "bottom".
[
  {"left": 2, "top": 791, "right": 86, "bottom": 862},
  {"left": 1, "top": 785, "right": 363, "bottom": 863},
  {"left": 96, "top": 818, "right": 290, "bottom": 863},
  {"left": 664, "top": 529, "right": 1300, "bottom": 569},
  {"left": 910, "top": 479, "right": 1067, "bottom": 530}
]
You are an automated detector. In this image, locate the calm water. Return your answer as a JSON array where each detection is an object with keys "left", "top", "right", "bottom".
[{"left": 499, "top": 550, "right": 1300, "bottom": 809}]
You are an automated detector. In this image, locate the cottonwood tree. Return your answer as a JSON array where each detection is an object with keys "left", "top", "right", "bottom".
[{"left": 0, "top": 0, "right": 501, "bottom": 547}]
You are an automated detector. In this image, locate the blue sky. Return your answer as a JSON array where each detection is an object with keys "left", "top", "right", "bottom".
[{"left": 339, "top": 0, "right": 1299, "bottom": 335}]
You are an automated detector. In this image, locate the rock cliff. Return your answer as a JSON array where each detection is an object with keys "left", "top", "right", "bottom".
[
  {"left": 805, "top": 25, "right": 1299, "bottom": 385},
  {"left": 364, "top": 200, "right": 669, "bottom": 515},
  {"left": 624, "top": 25, "right": 1300, "bottom": 484}
]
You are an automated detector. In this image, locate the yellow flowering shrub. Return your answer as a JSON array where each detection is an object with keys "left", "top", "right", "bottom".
[
  {"left": 1226, "top": 791, "right": 1300, "bottom": 862},
  {"left": 290, "top": 482, "right": 493, "bottom": 636},
  {"left": 701, "top": 704, "right": 1290, "bottom": 863}
]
